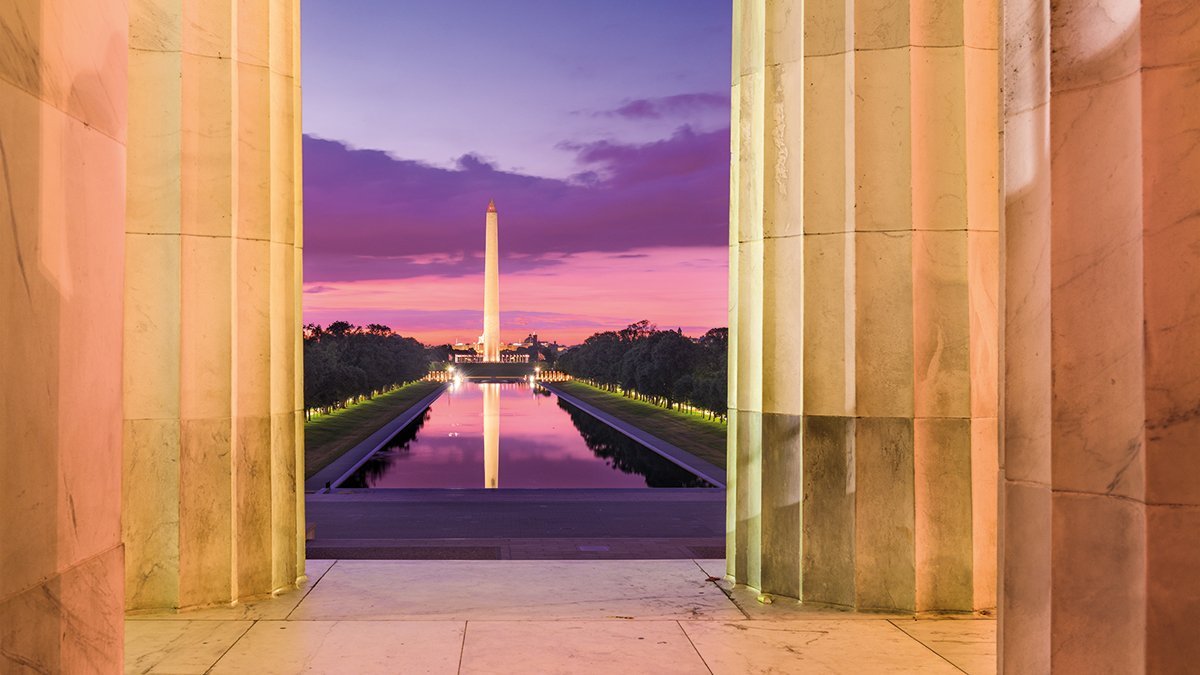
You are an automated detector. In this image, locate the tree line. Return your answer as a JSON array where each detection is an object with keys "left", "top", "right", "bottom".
[
  {"left": 303, "top": 321, "right": 430, "bottom": 417},
  {"left": 556, "top": 320, "right": 728, "bottom": 420}
]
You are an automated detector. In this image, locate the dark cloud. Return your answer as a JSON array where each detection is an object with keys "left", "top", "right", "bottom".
[
  {"left": 303, "top": 126, "right": 729, "bottom": 282},
  {"left": 598, "top": 92, "right": 728, "bottom": 120},
  {"left": 455, "top": 153, "right": 500, "bottom": 172}
]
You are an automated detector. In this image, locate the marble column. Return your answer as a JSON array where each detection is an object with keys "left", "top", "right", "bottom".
[
  {"left": 1000, "top": 0, "right": 1200, "bottom": 671},
  {"left": 729, "top": 0, "right": 1000, "bottom": 612},
  {"left": 0, "top": 0, "right": 128, "bottom": 670},
  {"left": 124, "top": 0, "right": 304, "bottom": 611}
]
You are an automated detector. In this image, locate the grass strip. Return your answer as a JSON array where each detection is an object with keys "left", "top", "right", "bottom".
[
  {"left": 304, "top": 380, "right": 443, "bottom": 479},
  {"left": 552, "top": 380, "right": 727, "bottom": 470}
]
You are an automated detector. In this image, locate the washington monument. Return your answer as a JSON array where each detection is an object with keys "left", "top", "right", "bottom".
[{"left": 482, "top": 199, "right": 501, "bottom": 362}]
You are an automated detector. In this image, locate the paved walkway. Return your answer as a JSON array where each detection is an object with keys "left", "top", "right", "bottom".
[
  {"left": 306, "top": 488, "right": 726, "bottom": 560},
  {"left": 126, "top": 559, "right": 996, "bottom": 674}
]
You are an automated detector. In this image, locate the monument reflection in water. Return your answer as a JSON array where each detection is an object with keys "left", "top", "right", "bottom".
[
  {"left": 341, "top": 380, "right": 711, "bottom": 489},
  {"left": 483, "top": 382, "right": 499, "bottom": 488}
]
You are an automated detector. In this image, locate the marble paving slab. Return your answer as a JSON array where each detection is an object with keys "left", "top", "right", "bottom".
[
  {"left": 693, "top": 558, "right": 727, "bottom": 579},
  {"left": 124, "top": 559, "right": 997, "bottom": 674},
  {"left": 208, "top": 620, "right": 465, "bottom": 674},
  {"left": 125, "top": 620, "right": 252, "bottom": 674},
  {"left": 680, "top": 619, "right": 966, "bottom": 674},
  {"left": 289, "top": 560, "right": 744, "bottom": 621},
  {"left": 460, "top": 620, "right": 709, "bottom": 675},
  {"left": 891, "top": 618, "right": 997, "bottom": 675}
]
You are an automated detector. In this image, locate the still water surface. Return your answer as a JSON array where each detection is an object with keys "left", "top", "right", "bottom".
[{"left": 341, "top": 381, "right": 711, "bottom": 489}]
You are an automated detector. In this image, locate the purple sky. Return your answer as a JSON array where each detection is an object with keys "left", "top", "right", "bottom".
[{"left": 301, "top": 1, "right": 731, "bottom": 344}]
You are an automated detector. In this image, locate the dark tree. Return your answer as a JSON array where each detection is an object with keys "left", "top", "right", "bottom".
[
  {"left": 557, "top": 321, "right": 728, "bottom": 419},
  {"left": 303, "top": 322, "right": 432, "bottom": 416}
]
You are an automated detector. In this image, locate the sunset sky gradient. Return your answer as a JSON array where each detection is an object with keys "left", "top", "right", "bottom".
[{"left": 301, "top": 1, "right": 731, "bottom": 344}]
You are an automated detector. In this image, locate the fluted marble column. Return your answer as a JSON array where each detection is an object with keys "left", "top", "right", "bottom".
[
  {"left": 729, "top": 0, "right": 1000, "bottom": 612},
  {"left": 0, "top": 1, "right": 128, "bottom": 669},
  {"left": 1000, "top": 0, "right": 1200, "bottom": 671},
  {"left": 124, "top": 0, "right": 304, "bottom": 611}
]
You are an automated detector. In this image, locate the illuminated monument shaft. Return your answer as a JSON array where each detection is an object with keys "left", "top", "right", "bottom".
[{"left": 482, "top": 200, "right": 501, "bottom": 362}]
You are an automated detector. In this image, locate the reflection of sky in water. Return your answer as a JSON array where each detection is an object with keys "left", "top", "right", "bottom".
[{"left": 342, "top": 381, "right": 711, "bottom": 489}]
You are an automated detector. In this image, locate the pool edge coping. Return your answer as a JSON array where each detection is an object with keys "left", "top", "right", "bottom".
[
  {"left": 305, "top": 383, "right": 451, "bottom": 492},
  {"left": 538, "top": 382, "right": 728, "bottom": 489}
]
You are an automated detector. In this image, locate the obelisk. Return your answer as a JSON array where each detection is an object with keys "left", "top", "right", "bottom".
[{"left": 482, "top": 199, "right": 500, "bottom": 362}]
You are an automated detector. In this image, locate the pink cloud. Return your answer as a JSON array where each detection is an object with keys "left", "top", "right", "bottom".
[
  {"left": 594, "top": 93, "right": 728, "bottom": 120},
  {"left": 302, "top": 246, "right": 728, "bottom": 345}
]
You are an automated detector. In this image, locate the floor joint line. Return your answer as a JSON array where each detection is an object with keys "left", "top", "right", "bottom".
[
  {"left": 203, "top": 619, "right": 256, "bottom": 674},
  {"left": 456, "top": 620, "right": 469, "bottom": 674},
  {"left": 677, "top": 619, "right": 715, "bottom": 675},
  {"left": 885, "top": 618, "right": 970, "bottom": 674},
  {"left": 284, "top": 559, "right": 339, "bottom": 621}
]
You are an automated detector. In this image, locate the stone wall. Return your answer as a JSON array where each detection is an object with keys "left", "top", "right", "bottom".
[{"left": 0, "top": 0, "right": 128, "bottom": 670}]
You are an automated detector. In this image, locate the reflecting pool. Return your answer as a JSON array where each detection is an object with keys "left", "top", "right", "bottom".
[{"left": 340, "top": 380, "right": 712, "bottom": 489}]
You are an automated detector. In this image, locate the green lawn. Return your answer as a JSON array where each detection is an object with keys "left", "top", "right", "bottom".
[
  {"left": 304, "top": 380, "right": 443, "bottom": 479},
  {"left": 552, "top": 380, "right": 727, "bottom": 470}
]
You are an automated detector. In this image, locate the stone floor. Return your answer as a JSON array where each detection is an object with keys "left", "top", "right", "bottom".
[{"left": 126, "top": 559, "right": 996, "bottom": 674}]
